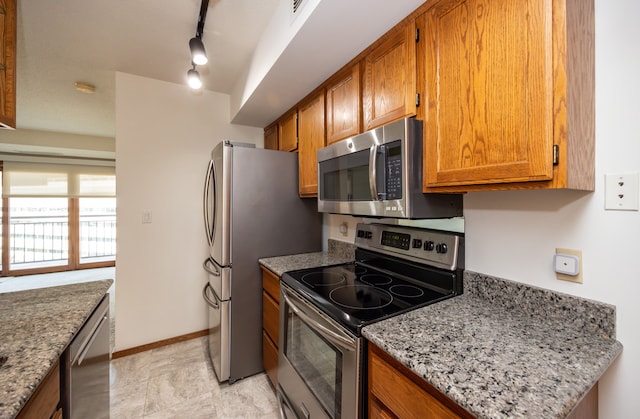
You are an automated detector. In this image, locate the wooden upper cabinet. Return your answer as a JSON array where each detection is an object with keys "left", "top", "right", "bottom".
[
  {"left": 278, "top": 110, "right": 298, "bottom": 151},
  {"left": 264, "top": 123, "right": 278, "bottom": 150},
  {"left": 326, "top": 62, "right": 361, "bottom": 145},
  {"left": 297, "top": 91, "right": 325, "bottom": 197},
  {"left": 421, "top": 0, "right": 594, "bottom": 192},
  {"left": 0, "top": 0, "right": 17, "bottom": 129},
  {"left": 363, "top": 20, "right": 417, "bottom": 131}
]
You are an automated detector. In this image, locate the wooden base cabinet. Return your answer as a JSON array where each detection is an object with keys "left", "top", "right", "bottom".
[
  {"left": 17, "top": 361, "right": 61, "bottom": 419},
  {"left": 420, "top": 0, "right": 594, "bottom": 192},
  {"left": 261, "top": 267, "right": 280, "bottom": 388},
  {"left": 369, "top": 342, "right": 599, "bottom": 419},
  {"left": 368, "top": 343, "right": 472, "bottom": 419}
]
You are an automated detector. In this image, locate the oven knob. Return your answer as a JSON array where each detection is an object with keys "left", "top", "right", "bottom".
[
  {"left": 423, "top": 241, "right": 435, "bottom": 251},
  {"left": 436, "top": 243, "right": 448, "bottom": 254},
  {"left": 412, "top": 239, "right": 423, "bottom": 249}
]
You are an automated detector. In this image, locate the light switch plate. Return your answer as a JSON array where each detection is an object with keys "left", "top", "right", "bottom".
[
  {"left": 142, "top": 209, "right": 152, "bottom": 224},
  {"left": 605, "top": 172, "right": 639, "bottom": 211}
]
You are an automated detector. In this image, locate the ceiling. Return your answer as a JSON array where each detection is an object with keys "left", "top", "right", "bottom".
[
  {"left": 14, "top": 0, "right": 424, "bottom": 140},
  {"left": 16, "top": 0, "right": 279, "bottom": 138}
]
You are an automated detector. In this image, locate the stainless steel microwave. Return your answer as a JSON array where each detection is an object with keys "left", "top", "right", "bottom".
[{"left": 317, "top": 117, "right": 463, "bottom": 219}]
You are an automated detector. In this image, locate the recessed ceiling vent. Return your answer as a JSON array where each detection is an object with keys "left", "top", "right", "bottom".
[{"left": 292, "top": 0, "right": 305, "bottom": 15}]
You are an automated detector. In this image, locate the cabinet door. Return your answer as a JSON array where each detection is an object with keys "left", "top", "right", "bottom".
[
  {"left": 0, "top": 0, "right": 17, "bottom": 129},
  {"left": 278, "top": 110, "right": 298, "bottom": 151},
  {"left": 363, "top": 21, "right": 416, "bottom": 131},
  {"left": 297, "top": 91, "right": 325, "bottom": 197},
  {"left": 326, "top": 62, "right": 361, "bottom": 145},
  {"left": 422, "top": 0, "right": 554, "bottom": 189},
  {"left": 264, "top": 123, "right": 278, "bottom": 150}
]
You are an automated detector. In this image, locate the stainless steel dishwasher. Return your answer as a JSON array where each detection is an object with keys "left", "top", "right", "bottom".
[{"left": 62, "top": 293, "right": 111, "bottom": 419}]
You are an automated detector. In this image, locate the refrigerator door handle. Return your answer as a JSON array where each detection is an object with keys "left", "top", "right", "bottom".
[
  {"left": 202, "top": 282, "right": 220, "bottom": 309},
  {"left": 203, "top": 159, "right": 217, "bottom": 247},
  {"left": 203, "top": 257, "right": 221, "bottom": 277}
]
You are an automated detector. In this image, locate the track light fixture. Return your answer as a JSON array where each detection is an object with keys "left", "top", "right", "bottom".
[
  {"left": 187, "top": 65, "right": 202, "bottom": 90},
  {"left": 187, "top": 0, "right": 210, "bottom": 90},
  {"left": 189, "top": 37, "right": 208, "bottom": 66}
]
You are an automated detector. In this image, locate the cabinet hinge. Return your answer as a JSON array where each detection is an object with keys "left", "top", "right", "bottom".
[
  {"left": 415, "top": 28, "right": 420, "bottom": 42},
  {"left": 416, "top": 93, "right": 421, "bottom": 107},
  {"left": 553, "top": 145, "right": 559, "bottom": 165}
]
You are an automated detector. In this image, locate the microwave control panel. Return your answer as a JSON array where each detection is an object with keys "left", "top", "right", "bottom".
[{"left": 382, "top": 142, "right": 402, "bottom": 199}]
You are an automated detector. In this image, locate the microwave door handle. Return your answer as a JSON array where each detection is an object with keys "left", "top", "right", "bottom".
[
  {"left": 368, "top": 145, "right": 379, "bottom": 200},
  {"left": 283, "top": 293, "right": 355, "bottom": 351}
]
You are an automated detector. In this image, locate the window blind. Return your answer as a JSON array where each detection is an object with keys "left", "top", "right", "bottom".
[{"left": 2, "top": 162, "right": 115, "bottom": 197}]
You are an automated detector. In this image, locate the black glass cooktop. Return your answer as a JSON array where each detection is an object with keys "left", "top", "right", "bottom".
[{"left": 281, "top": 262, "right": 454, "bottom": 335}]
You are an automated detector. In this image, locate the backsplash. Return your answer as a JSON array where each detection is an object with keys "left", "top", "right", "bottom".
[
  {"left": 328, "top": 239, "right": 356, "bottom": 259},
  {"left": 464, "top": 271, "right": 617, "bottom": 340}
]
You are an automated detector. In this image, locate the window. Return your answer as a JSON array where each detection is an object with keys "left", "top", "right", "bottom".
[
  {"left": 1, "top": 161, "right": 116, "bottom": 276},
  {"left": 79, "top": 197, "right": 116, "bottom": 264}
]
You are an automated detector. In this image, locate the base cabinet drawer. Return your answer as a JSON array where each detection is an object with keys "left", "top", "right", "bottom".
[
  {"left": 263, "top": 291, "right": 279, "bottom": 344},
  {"left": 262, "top": 267, "right": 280, "bottom": 303},
  {"left": 263, "top": 331, "right": 278, "bottom": 388}
]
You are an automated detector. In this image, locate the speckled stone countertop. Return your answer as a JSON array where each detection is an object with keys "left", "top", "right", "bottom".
[
  {"left": 0, "top": 280, "right": 113, "bottom": 418},
  {"left": 362, "top": 271, "right": 623, "bottom": 419},
  {"left": 258, "top": 239, "right": 355, "bottom": 276}
]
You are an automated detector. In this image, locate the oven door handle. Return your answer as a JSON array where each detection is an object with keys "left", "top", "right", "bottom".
[{"left": 283, "top": 293, "right": 355, "bottom": 351}]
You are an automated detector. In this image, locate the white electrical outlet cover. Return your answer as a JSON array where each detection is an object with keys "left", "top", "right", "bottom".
[{"left": 554, "top": 254, "right": 579, "bottom": 275}]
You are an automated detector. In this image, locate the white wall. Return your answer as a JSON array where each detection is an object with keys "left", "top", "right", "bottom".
[
  {"left": 326, "top": 1, "right": 640, "bottom": 416},
  {"left": 114, "top": 73, "right": 262, "bottom": 351}
]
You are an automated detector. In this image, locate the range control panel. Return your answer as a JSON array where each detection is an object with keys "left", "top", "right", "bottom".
[{"left": 355, "top": 223, "right": 463, "bottom": 271}]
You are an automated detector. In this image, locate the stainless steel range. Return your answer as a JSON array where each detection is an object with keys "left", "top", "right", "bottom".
[{"left": 277, "top": 223, "right": 464, "bottom": 419}]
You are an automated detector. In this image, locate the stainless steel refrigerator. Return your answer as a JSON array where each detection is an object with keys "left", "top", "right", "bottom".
[{"left": 202, "top": 141, "right": 322, "bottom": 383}]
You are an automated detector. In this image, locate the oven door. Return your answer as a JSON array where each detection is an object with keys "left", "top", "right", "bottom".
[{"left": 278, "top": 284, "right": 362, "bottom": 419}]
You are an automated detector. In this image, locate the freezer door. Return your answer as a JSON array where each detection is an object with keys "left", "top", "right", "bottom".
[
  {"left": 210, "top": 142, "right": 232, "bottom": 267},
  {"left": 203, "top": 282, "right": 230, "bottom": 382},
  {"left": 203, "top": 256, "right": 231, "bottom": 301}
]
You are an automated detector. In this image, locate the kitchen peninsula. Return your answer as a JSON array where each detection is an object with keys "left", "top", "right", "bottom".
[{"left": 0, "top": 280, "right": 113, "bottom": 418}]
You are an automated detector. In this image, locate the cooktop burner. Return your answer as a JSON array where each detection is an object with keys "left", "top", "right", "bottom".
[{"left": 329, "top": 284, "right": 393, "bottom": 310}]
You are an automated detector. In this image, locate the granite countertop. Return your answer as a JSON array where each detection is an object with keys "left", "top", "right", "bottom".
[
  {"left": 362, "top": 272, "right": 623, "bottom": 418},
  {"left": 259, "top": 252, "right": 354, "bottom": 276},
  {"left": 259, "top": 239, "right": 355, "bottom": 277},
  {"left": 0, "top": 280, "right": 113, "bottom": 418}
]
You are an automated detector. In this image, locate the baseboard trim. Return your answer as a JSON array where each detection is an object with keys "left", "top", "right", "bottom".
[{"left": 112, "top": 329, "right": 208, "bottom": 359}]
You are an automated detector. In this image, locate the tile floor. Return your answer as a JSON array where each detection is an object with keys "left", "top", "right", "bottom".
[{"left": 110, "top": 336, "right": 279, "bottom": 418}]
